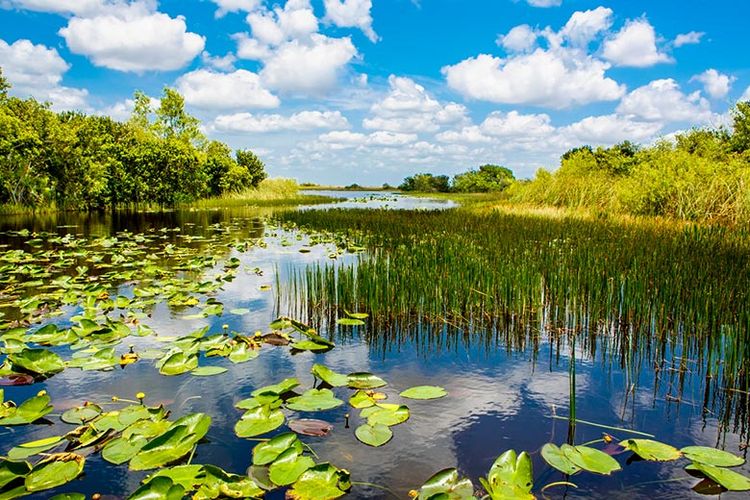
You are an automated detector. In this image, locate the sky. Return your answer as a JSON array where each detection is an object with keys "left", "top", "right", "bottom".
[{"left": 1, "top": 0, "right": 749, "bottom": 185}]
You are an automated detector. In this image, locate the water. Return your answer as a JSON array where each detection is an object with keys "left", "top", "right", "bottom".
[{"left": 0, "top": 194, "right": 748, "bottom": 499}]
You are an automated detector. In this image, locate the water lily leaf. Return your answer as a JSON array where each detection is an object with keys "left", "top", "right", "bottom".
[
  {"left": 0, "top": 391, "right": 53, "bottom": 426},
  {"left": 247, "top": 465, "right": 275, "bottom": 492},
  {"left": 144, "top": 465, "right": 205, "bottom": 491},
  {"left": 7, "top": 436, "right": 64, "bottom": 461},
  {"left": 228, "top": 344, "right": 258, "bottom": 364},
  {"left": 50, "top": 494, "right": 85, "bottom": 500},
  {"left": 0, "top": 460, "right": 31, "bottom": 489},
  {"left": 268, "top": 448, "right": 316, "bottom": 486},
  {"left": 130, "top": 413, "right": 211, "bottom": 471},
  {"left": 286, "top": 389, "right": 344, "bottom": 412},
  {"left": 344, "top": 310, "right": 369, "bottom": 320},
  {"left": 347, "top": 372, "right": 387, "bottom": 389},
  {"left": 355, "top": 423, "right": 392, "bottom": 447},
  {"left": 102, "top": 436, "right": 149, "bottom": 465},
  {"left": 139, "top": 349, "right": 166, "bottom": 360},
  {"left": 253, "top": 432, "right": 303, "bottom": 466},
  {"left": 24, "top": 453, "right": 85, "bottom": 492},
  {"left": 681, "top": 446, "right": 744, "bottom": 467},
  {"left": 191, "top": 366, "right": 228, "bottom": 377},
  {"left": 288, "top": 419, "right": 333, "bottom": 437},
  {"left": 291, "top": 340, "right": 332, "bottom": 352},
  {"left": 235, "top": 405, "right": 284, "bottom": 438},
  {"left": 61, "top": 404, "right": 103, "bottom": 424},
  {"left": 686, "top": 462, "right": 750, "bottom": 491},
  {"left": 400, "top": 386, "right": 447, "bottom": 400},
  {"left": 418, "top": 468, "right": 475, "bottom": 500},
  {"left": 349, "top": 390, "right": 376, "bottom": 409},
  {"left": 129, "top": 476, "right": 186, "bottom": 500},
  {"left": 0, "top": 374, "right": 35, "bottom": 386},
  {"left": 194, "top": 464, "right": 264, "bottom": 499},
  {"left": 8, "top": 349, "right": 65, "bottom": 376},
  {"left": 361, "top": 404, "right": 410, "bottom": 427},
  {"left": 230, "top": 308, "right": 250, "bottom": 316},
  {"left": 541, "top": 443, "right": 581, "bottom": 475},
  {"left": 561, "top": 444, "right": 621, "bottom": 475},
  {"left": 619, "top": 439, "right": 681, "bottom": 461},
  {"left": 287, "top": 464, "right": 350, "bottom": 500},
  {"left": 482, "top": 450, "right": 534, "bottom": 500},
  {"left": 311, "top": 364, "right": 348, "bottom": 387},
  {"left": 252, "top": 378, "right": 299, "bottom": 398},
  {"left": 158, "top": 351, "right": 198, "bottom": 376},
  {"left": 336, "top": 318, "right": 364, "bottom": 326}
]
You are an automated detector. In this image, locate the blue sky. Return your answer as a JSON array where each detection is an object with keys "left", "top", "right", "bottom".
[{"left": 1, "top": 0, "right": 749, "bottom": 185}]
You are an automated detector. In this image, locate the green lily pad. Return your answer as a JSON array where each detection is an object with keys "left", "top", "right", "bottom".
[
  {"left": 686, "top": 462, "right": 750, "bottom": 491},
  {"left": 620, "top": 439, "right": 682, "bottom": 461},
  {"left": 286, "top": 389, "right": 344, "bottom": 412},
  {"left": 0, "top": 391, "right": 54, "bottom": 426},
  {"left": 158, "top": 351, "right": 199, "bottom": 376},
  {"left": 561, "top": 444, "right": 621, "bottom": 475},
  {"left": 252, "top": 378, "right": 299, "bottom": 398},
  {"left": 228, "top": 344, "right": 259, "bottom": 364},
  {"left": 144, "top": 465, "right": 205, "bottom": 491},
  {"left": 681, "top": 446, "right": 745, "bottom": 467},
  {"left": 129, "top": 413, "right": 211, "bottom": 470},
  {"left": 8, "top": 349, "right": 65, "bottom": 376},
  {"left": 349, "top": 390, "right": 376, "bottom": 409},
  {"left": 291, "top": 340, "right": 332, "bottom": 352},
  {"left": 195, "top": 464, "right": 264, "bottom": 499},
  {"left": 347, "top": 372, "right": 387, "bottom": 390},
  {"left": 191, "top": 366, "right": 228, "bottom": 377},
  {"left": 7, "top": 436, "right": 64, "bottom": 461},
  {"left": 400, "top": 386, "right": 447, "bottom": 400},
  {"left": 481, "top": 450, "right": 534, "bottom": 500},
  {"left": 102, "top": 436, "right": 149, "bottom": 465},
  {"left": 344, "top": 310, "right": 369, "bottom": 320},
  {"left": 418, "top": 468, "right": 475, "bottom": 500},
  {"left": 235, "top": 405, "right": 285, "bottom": 438},
  {"left": 355, "top": 423, "right": 392, "bottom": 447},
  {"left": 50, "top": 494, "right": 86, "bottom": 500},
  {"left": 24, "top": 454, "right": 85, "bottom": 492},
  {"left": 129, "top": 476, "right": 186, "bottom": 500},
  {"left": 0, "top": 460, "right": 31, "bottom": 489},
  {"left": 61, "top": 404, "right": 103, "bottom": 424},
  {"left": 253, "top": 432, "right": 303, "bottom": 466},
  {"left": 287, "top": 464, "right": 350, "bottom": 500},
  {"left": 361, "top": 404, "right": 410, "bottom": 427},
  {"left": 541, "top": 443, "right": 581, "bottom": 475},
  {"left": 311, "top": 364, "right": 349, "bottom": 387},
  {"left": 268, "top": 448, "right": 316, "bottom": 486},
  {"left": 336, "top": 318, "right": 364, "bottom": 326}
]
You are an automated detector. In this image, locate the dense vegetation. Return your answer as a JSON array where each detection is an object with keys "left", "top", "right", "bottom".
[
  {"left": 399, "top": 164, "right": 516, "bottom": 193},
  {"left": 510, "top": 103, "right": 750, "bottom": 224},
  {"left": 0, "top": 68, "right": 266, "bottom": 210}
]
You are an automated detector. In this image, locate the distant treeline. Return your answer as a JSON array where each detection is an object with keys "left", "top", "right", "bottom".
[
  {"left": 510, "top": 102, "right": 750, "bottom": 224},
  {"left": 0, "top": 68, "right": 266, "bottom": 210},
  {"left": 399, "top": 164, "right": 515, "bottom": 193}
]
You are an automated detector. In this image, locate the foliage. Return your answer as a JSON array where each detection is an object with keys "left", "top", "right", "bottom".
[
  {"left": 399, "top": 173, "right": 451, "bottom": 192},
  {"left": 0, "top": 71, "right": 267, "bottom": 209},
  {"left": 452, "top": 164, "right": 515, "bottom": 192}
]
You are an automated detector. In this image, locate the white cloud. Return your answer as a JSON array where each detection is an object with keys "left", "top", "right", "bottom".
[
  {"left": 692, "top": 69, "right": 734, "bottom": 99},
  {"left": 602, "top": 19, "right": 672, "bottom": 67},
  {"left": 212, "top": 110, "right": 349, "bottom": 133},
  {"left": 1, "top": 0, "right": 107, "bottom": 16},
  {"left": 741, "top": 86, "right": 750, "bottom": 102},
  {"left": 497, "top": 24, "right": 537, "bottom": 53},
  {"left": 0, "top": 37, "right": 88, "bottom": 110},
  {"left": 176, "top": 69, "right": 280, "bottom": 110},
  {"left": 210, "top": 0, "right": 261, "bottom": 18},
  {"left": 323, "top": 0, "right": 378, "bottom": 42},
  {"left": 559, "top": 6, "right": 613, "bottom": 46},
  {"left": 58, "top": 3, "right": 205, "bottom": 72},
  {"left": 201, "top": 51, "right": 237, "bottom": 71},
  {"left": 319, "top": 130, "right": 417, "bottom": 148},
  {"left": 259, "top": 34, "right": 357, "bottom": 94},
  {"left": 246, "top": 0, "right": 318, "bottom": 46},
  {"left": 481, "top": 110, "right": 554, "bottom": 137},
  {"left": 563, "top": 114, "right": 663, "bottom": 145},
  {"left": 526, "top": 0, "right": 561, "bottom": 7},
  {"left": 443, "top": 49, "right": 624, "bottom": 108},
  {"left": 617, "top": 79, "right": 713, "bottom": 123},
  {"left": 674, "top": 31, "right": 704, "bottom": 47},
  {"left": 435, "top": 126, "right": 491, "bottom": 144},
  {"left": 233, "top": 33, "right": 273, "bottom": 59}
]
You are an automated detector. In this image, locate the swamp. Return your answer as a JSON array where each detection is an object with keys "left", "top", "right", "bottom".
[{"left": 1, "top": 191, "right": 749, "bottom": 499}]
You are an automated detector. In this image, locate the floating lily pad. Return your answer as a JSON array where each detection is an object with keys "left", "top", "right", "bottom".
[
  {"left": 418, "top": 468, "right": 474, "bottom": 500},
  {"left": 287, "top": 464, "right": 351, "bottom": 500},
  {"left": 144, "top": 465, "right": 204, "bottom": 491},
  {"left": 235, "top": 405, "right": 285, "bottom": 438},
  {"left": 541, "top": 443, "right": 581, "bottom": 475},
  {"left": 336, "top": 318, "right": 364, "bottom": 326},
  {"left": 286, "top": 389, "right": 344, "bottom": 412},
  {"left": 25, "top": 453, "right": 85, "bottom": 492},
  {"left": 355, "top": 423, "right": 392, "bottom": 447},
  {"left": 686, "top": 462, "right": 750, "bottom": 491},
  {"left": 129, "top": 476, "right": 185, "bottom": 500},
  {"left": 253, "top": 433, "right": 303, "bottom": 466},
  {"left": 399, "top": 386, "right": 447, "bottom": 400},
  {"left": 268, "top": 448, "right": 316, "bottom": 486},
  {"left": 620, "top": 439, "right": 682, "bottom": 462},
  {"left": 252, "top": 378, "right": 299, "bottom": 398},
  {"left": 0, "top": 374, "right": 35, "bottom": 386},
  {"left": 288, "top": 419, "right": 333, "bottom": 437},
  {"left": 361, "top": 404, "right": 410, "bottom": 427},
  {"left": 61, "top": 404, "right": 103, "bottom": 424},
  {"left": 349, "top": 390, "right": 376, "bottom": 409},
  {"left": 561, "top": 444, "right": 621, "bottom": 475},
  {"left": 481, "top": 450, "right": 534, "bottom": 500},
  {"left": 8, "top": 349, "right": 65, "bottom": 376},
  {"left": 681, "top": 446, "right": 744, "bottom": 467},
  {"left": 102, "top": 436, "right": 149, "bottom": 465},
  {"left": 311, "top": 364, "right": 348, "bottom": 387},
  {"left": 158, "top": 351, "right": 199, "bottom": 376},
  {"left": 195, "top": 464, "right": 264, "bottom": 499},
  {"left": 0, "top": 391, "right": 54, "bottom": 426},
  {"left": 191, "top": 366, "right": 228, "bottom": 377},
  {"left": 7, "top": 436, "right": 64, "bottom": 461},
  {"left": 347, "top": 372, "right": 387, "bottom": 390},
  {"left": 0, "top": 460, "right": 31, "bottom": 489},
  {"left": 129, "top": 413, "right": 211, "bottom": 470}
]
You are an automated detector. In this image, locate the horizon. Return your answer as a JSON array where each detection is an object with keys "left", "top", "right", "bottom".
[{"left": 1, "top": 0, "right": 748, "bottom": 185}]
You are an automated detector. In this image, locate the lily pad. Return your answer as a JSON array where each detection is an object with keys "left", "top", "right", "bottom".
[
  {"left": 102, "top": 436, "right": 149, "bottom": 465},
  {"left": 252, "top": 432, "right": 303, "bottom": 466},
  {"left": 191, "top": 366, "right": 228, "bottom": 377},
  {"left": 235, "top": 405, "right": 285, "bottom": 438},
  {"left": 349, "top": 390, "right": 376, "bottom": 409},
  {"left": 0, "top": 460, "right": 31, "bottom": 489},
  {"left": 347, "top": 372, "right": 387, "bottom": 390},
  {"left": 252, "top": 378, "right": 299, "bottom": 398},
  {"left": 286, "top": 389, "right": 344, "bottom": 412},
  {"left": 268, "top": 448, "right": 316, "bottom": 486},
  {"left": 686, "top": 462, "right": 750, "bottom": 491},
  {"left": 418, "top": 468, "right": 475, "bottom": 500},
  {"left": 681, "top": 446, "right": 744, "bottom": 467},
  {"left": 8, "top": 349, "right": 65, "bottom": 376},
  {"left": 481, "top": 450, "right": 534, "bottom": 500},
  {"left": 562, "top": 444, "right": 621, "bottom": 475},
  {"left": 399, "top": 386, "right": 447, "bottom": 400},
  {"left": 158, "top": 351, "right": 199, "bottom": 376},
  {"left": 287, "top": 464, "right": 351, "bottom": 500},
  {"left": 195, "top": 464, "right": 264, "bottom": 499},
  {"left": 7, "top": 436, "right": 64, "bottom": 461},
  {"left": 61, "top": 404, "right": 103, "bottom": 424},
  {"left": 541, "top": 443, "right": 581, "bottom": 475},
  {"left": 0, "top": 391, "right": 54, "bottom": 426},
  {"left": 144, "top": 465, "right": 205, "bottom": 491},
  {"left": 355, "top": 423, "right": 392, "bottom": 447},
  {"left": 288, "top": 419, "right": 333, "bottom": 437},
  {"left": 311, "top": 364, "right": 348, "bottom": 387},
  {"left": 25, "top": 453, "right": 85, "bottom": 492},
  {"left": 129, "top": 476, "right": 186, "bottom": 500},
  {"left": 129, "top": 413, "right": 211, "bottom": 471},
  {"left": 361, "top": 404, "right": 410, "bottom": 427},
  {"left": 619, "top": 439, "right": 681, "bottom": 462},
  {"left": 336, "top": 318, "right": 364, "bottom": 326}
]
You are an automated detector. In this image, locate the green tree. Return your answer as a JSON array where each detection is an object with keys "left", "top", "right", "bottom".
[
  {"left": 154, "top": 87, "right": 204, "bottom": 147},
  {"left": 0, "top": 68, "right": 9, "bottom": 100},
  {"left": 452, "top": 164, "right": 515, "bottom": 192},
  {"left": 731, "top": 101, "right": 750, "bottom": 153},
  {"left": 399, "top": 173, "right": 450, "bottom": 192},
  {"left": 235, "top": 149, "right": 267, "bottom": 188}
]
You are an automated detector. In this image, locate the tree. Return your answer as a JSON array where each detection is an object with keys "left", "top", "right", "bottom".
[
  {"left": 452, "top": 164, "right": 515, "bottom": 192},
  {"left": 399, "top": 173, "right": 450, "bottom": 192},
  {"left": 129, "top": 90, "right": 152, "bottom": 131},
  {"left": 154, "top": 87, "right": 204, "bottom": 147},
  {"left": 0, "top": 68, "right": 9, "bottom": 100},
  {"left": 731, "top": 101, "right": 750, "bottom": 153},
  {"left": 235, "top": 149, "right": 267, "bottom": 188}
]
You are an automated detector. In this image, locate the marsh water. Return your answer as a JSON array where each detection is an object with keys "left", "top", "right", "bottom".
[{"left": 1, "top": 192, "right": 749, "bottom": 499}]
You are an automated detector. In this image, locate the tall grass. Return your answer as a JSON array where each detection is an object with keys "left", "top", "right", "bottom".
[{"left": 184, "top": 178, "right": 336, "bottom": 209}]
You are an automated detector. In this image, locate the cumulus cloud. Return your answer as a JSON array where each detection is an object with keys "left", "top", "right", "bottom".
[
  {"left": 526, "top": 0, "right": 561, "bottom": 7},
  {"left": 319, "top": 130, "right": 417, "bottom": 148},
  {"left": 742, "top": 86, "right": 750, "bottom": 102},
  {"left": 0, "top": 37, "right": 87, "bottom": 110},
  {"left": 674, "top": 31, "right": 704, "bottom": 47},
  {"left": 210, "top": 0, "right": 261, "bottom": 18},
  {"left": 176, "top": 69, "right": 280, "bottom": 110},
  {"left": 617, "top": 79, "right": 713, "bottom": 123},
  {"left": 563, "top": 114, "right": 663, "bottom": 144},
  {"left": 58, "top": 2, "right": 205, "bottom": 72},
  {"left": 602, "top": 19, "right": 672, "bottom": 67},
  {"left": 497, "top": 24, "right": 537, "bottom": 53},
  {"left": 443, "top": 49, "right": 624, "bottom": 108},
  {"left": 559, "top": 6, "right": 613, "bottom": 46},
  {"left": 692, "top": 69, "right": 734, "bottom": 99},
  {"left": 1, "top": 0, "right": 108, "bottom": 16},
  {"left": 212, "top": 110, "right": 349, "bottom": 133},
  {"left": 201, "top": 51, "right": 237, "bottom": 71},
  {"left": 323, "top": 0, "right": 378, "bottom": 42},
  {"left": 436, "top": 110, "right": 554, "bottom": 145}
]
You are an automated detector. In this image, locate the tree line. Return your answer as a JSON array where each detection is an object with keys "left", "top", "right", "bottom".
[
  {"left": 0, "top": 68, "right": 266, "bottom": 209},
  {"left": 399, "top": 164, "right": 515, "bottom": 193}
]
